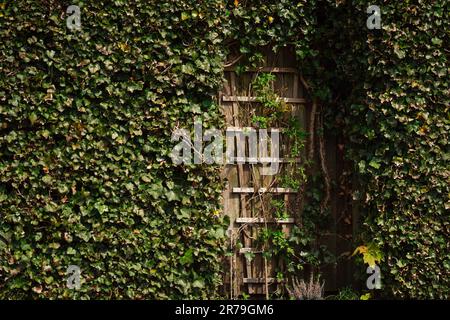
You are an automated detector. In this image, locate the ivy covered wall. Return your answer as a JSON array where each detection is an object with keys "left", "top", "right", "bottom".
[
  {"left": 298, "top": 0, "right": 449, "bottom": 299},
  {"left": 0, "top": 0, "right": 448, "bottom": 299},
  {"left": 0, "top": 0, "right": 227, "bottom": 299},
  {"left": 346, "top": 0, "right": 449, "bottom": 299}
]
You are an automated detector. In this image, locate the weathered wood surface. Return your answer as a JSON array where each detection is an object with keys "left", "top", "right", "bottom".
[{"left": 221, "top": 46, "right": 354, "bottom": 298}]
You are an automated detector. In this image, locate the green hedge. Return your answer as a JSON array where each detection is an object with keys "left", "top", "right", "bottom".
[
  {"left": 344, "top": 1, "right": 449, "bottom": 298},
  {"left": 0, "top": 0, "right": 226, "bottom": 299},
  {"left": 223, "top": 0, "right": 317, "bottom": 60},
  {"left": 242, "top": 0, "right": 450, "bottom": 299},
  {"left": 0, "top": 0, "right": 448, "bottom": 299}
]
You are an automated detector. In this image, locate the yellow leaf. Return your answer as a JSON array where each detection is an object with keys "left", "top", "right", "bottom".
[
  {"left": 360, "top": 293, "right": 371, "bottom": 300},
  {"left": 117, "top": 42, "right": 130, "bottom": 53},
  {"left": 234, "top": 0, "right": 239, "bottom": 7},
  {"left": 43, "top": 91, "right": 53, "bottom": 102},
  {"left": 351, "top": 245, "right": 368, "bottom": 257},
  {"left": 418, "top": 126, "right": 427, "bottom": 135},
  {"left": 268, "top": 16, "right": 274, "bottom": 23},
  {"left": 181, "top": 12, "right": 189, "bottom": 21},
  {"left": 352, "top": 244, "right": 382, "bottom": 267},
  {"left": 363, "top": 254, "right": 377, "bottom": 268}
]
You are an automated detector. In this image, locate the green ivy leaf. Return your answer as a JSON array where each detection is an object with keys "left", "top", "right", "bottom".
[{"left": 180, "top": 249, "right": 194, "bottom": 265}]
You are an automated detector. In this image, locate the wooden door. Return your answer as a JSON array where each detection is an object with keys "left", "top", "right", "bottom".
[{"left": 220, "top": 46, "right": 307, "bottom": 298}]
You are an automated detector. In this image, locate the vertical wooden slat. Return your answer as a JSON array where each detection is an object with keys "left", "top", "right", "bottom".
[
  {"left": 229, "top": 72, "right": 255, "bottom": 295},
  {"left": 221, "top": 73, "right": 243, "bottom": 298}
]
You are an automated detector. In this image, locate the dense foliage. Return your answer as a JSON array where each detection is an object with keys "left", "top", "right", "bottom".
[
  {"left": 346, "top": 0, "right": 449, "bottom": 299},
  {"left": 0, "top": 0, "right": 448, "bottom": 299},
  {"left": 223, "top": 0, "right": 317, "bottom": 60},
  {"left": 224, "top": 0, "right": 450, "bottom": 299},
  {"left": 0, "top": 0, "right": 227, "bottom": 299},
  {"left": 297, "top": 0, "right": 449, "bottom": 299}
]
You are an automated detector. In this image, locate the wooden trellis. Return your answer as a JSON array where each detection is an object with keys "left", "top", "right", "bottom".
[{"left": 220, "top": 47, "right": 307, "bottom": 298}]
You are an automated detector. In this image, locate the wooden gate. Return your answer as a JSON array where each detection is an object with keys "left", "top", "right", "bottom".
[{"left": 220, "top": 46, "right": 307, "bottom": 298}]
